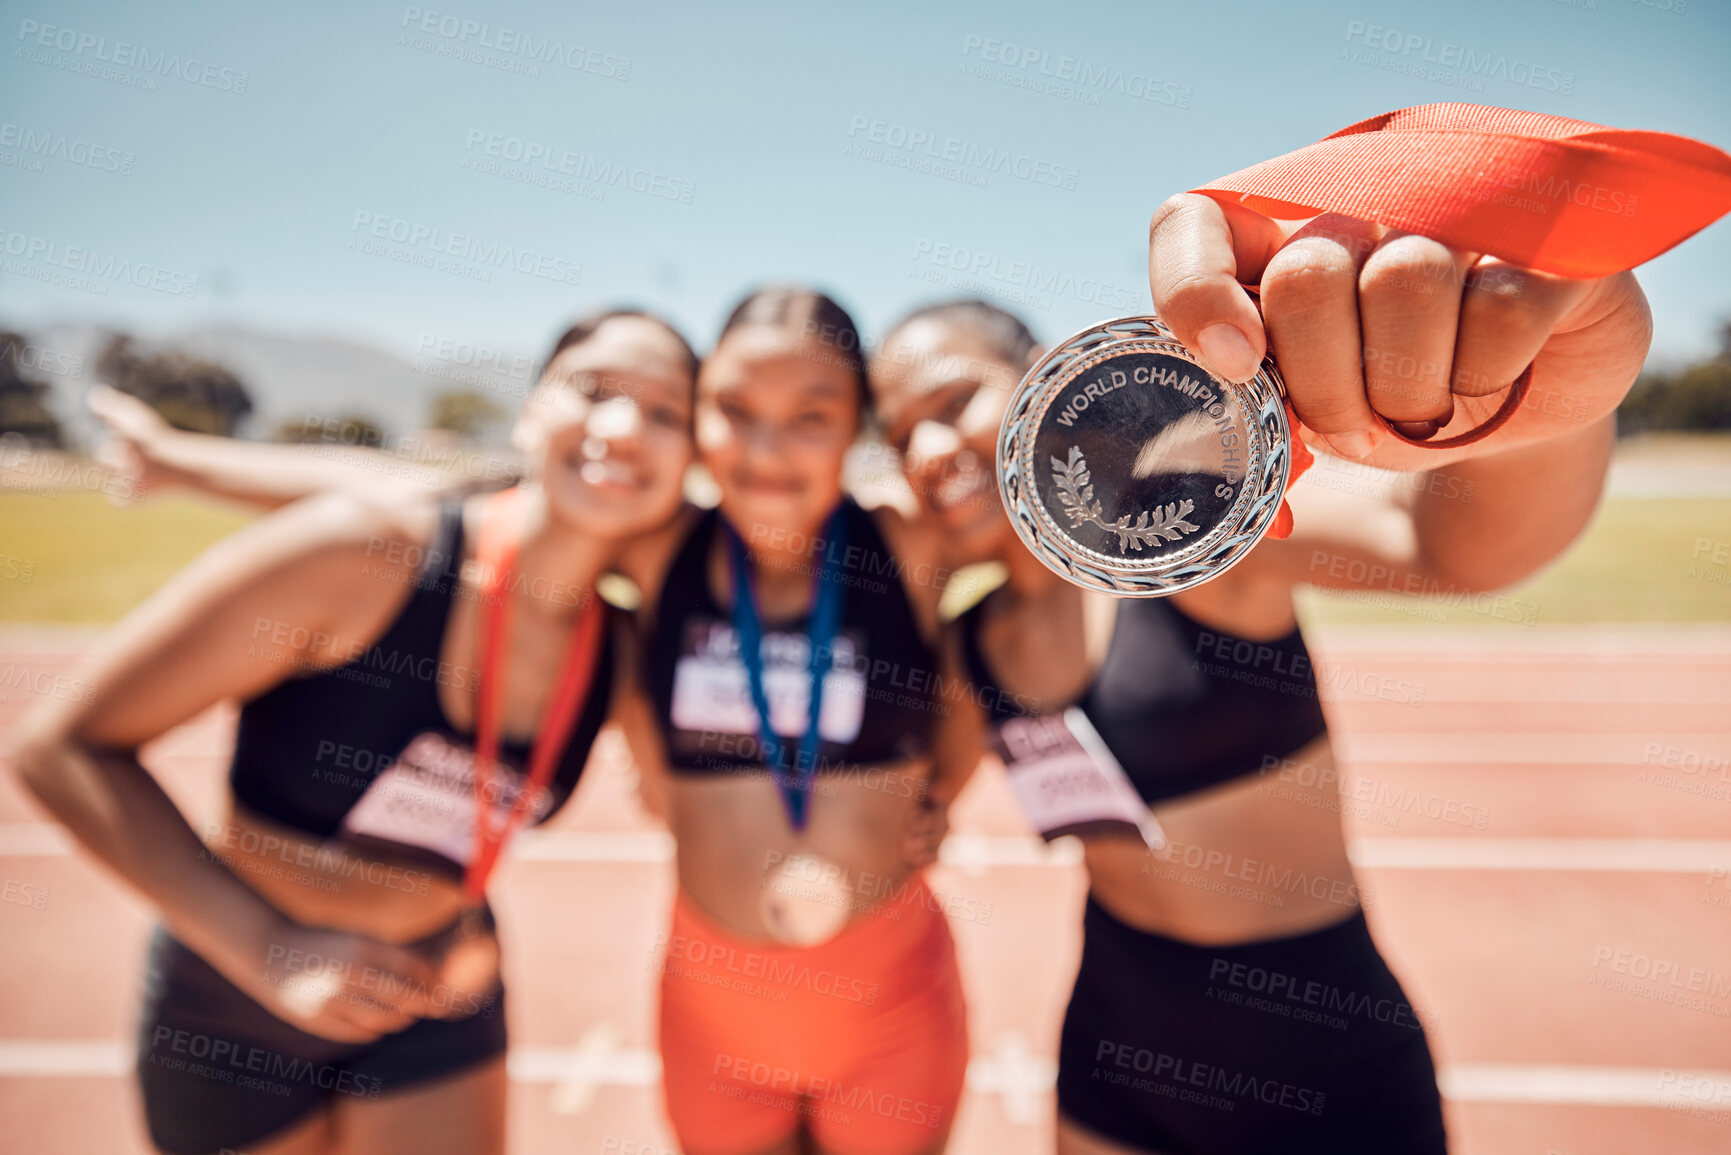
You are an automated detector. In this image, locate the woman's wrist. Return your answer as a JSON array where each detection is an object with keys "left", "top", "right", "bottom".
[
  {"left": 163, "top": 880, "right": 292, "bottom": 978},
  {"left": 141, "top": 427, "right": 203, "bottom": 493}
]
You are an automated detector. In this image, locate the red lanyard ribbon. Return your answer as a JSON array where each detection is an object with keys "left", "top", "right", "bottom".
[
  {"left": 1192, "top": 103, "right": 1731, "bottom": 278},
  {"left": 1192, "top": 102, "right": 1731, "bottom": 538},
  {"left": 464, "top": 486, "right": 603, "bottom": 901}
]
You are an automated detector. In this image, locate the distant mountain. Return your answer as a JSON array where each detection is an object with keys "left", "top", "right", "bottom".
[{"left": 18, "top": 323, "right": 532, "bottom": 448}]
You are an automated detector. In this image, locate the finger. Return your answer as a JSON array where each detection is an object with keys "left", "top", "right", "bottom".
[
  {"left": 1358, "top": 233, "right": 1477, "bottom": 438},
  {"left": 334, "top": 972, "right": 427, "bottom": 1026},
  {"left": 298, "top": 1013, "right": 378, "bottom": 1044},
  {"left": 1260, "top": 214, "right": 1383, "bottom": 459},
  {"left": 1149, "top": 193, "right": 1284, "bottom": 383},
  {"left": 86, "top": 384, "right": 126, "bottom": 428},
  {"left": 92, "top": 437, "right": 138, "bottom": 474},
  {"left": 1447, "top": 259, "right": 1593, "bottom": 410},
  {"left": 329, "top": 996, "right": 413, "bottom": 1037},
  {"left": 367, "top": 944, "right": 442, "bottom": 1017}
]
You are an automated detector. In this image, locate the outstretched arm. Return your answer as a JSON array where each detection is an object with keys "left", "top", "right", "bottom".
[
  {"left": 90, "top": 384, "right": 481, "bottom": 510},
  {"left": 7, "top": 492, "right": 445, "bottom": 1040}
]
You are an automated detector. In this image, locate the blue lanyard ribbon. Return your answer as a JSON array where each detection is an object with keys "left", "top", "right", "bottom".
[{"left": 725, "top": 504, "right": 849, "bottom": 831}]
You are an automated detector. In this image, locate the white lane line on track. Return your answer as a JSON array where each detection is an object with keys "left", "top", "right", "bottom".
[
  {"left": 0, "top": 1040, "right": 130, "bottom": 1076},
  {"left": 1333, "top": 732, "right": 1731, "bottom": 764},
  {"left": 1438, "top": 1064, "right": 1731, "bottom": 1106},
  {"left": 0, "top": 823, "right": 71, "bottom": 855},
  {"left": 3, "top": 824, "right": 1726, "bottom": 873},
  {"left": 1348, "top": 837, "right": 1731, "bottom": 872},
  {"left": 3, "top": 1041, "right": 1726, "bottom": 1114}
]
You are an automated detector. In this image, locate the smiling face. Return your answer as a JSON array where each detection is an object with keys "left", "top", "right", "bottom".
[
  {"left": 873, "top": 317, "right": 1028, "bottom": 566},
  {"left": 513, "top": 314, "right": 695, "bottom": 539},
  {"left": 694, "top": 323, "right": 862, "bottom": 544}
]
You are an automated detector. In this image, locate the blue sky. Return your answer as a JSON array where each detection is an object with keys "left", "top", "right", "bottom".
[{"left": 3, "top": 0, "right": 1728, "bottom": 367}]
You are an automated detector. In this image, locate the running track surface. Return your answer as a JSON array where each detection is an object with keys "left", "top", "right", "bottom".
[{"left": 1, "top": 625, "right": 1728, "bottom": 1155}]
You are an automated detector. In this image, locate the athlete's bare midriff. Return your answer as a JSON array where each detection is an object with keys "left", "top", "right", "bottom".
[
  {"left": 666, "top": 756, "right": 932, "bottom": 941},
  {"left": 1083, "top": 733, "right": 1363, "bottom": 946}
]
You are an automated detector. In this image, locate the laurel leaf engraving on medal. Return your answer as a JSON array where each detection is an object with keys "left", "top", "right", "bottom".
[
  {"left": 1052, "top": 446, "right": 1201, "bottom": 551},
  {"left": 1111, "top": 501, "right": 1201, "bottom": 550},
  {"left": 1050, "top": 446, "right": 1102, "bottom": 527}
]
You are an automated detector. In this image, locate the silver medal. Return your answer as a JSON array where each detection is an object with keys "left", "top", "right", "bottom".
[{"left": 997, "top": 315, "right": 1291, "bottom": 596}]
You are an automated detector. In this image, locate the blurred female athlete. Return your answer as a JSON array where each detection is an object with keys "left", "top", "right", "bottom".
[
  {"left": 11, "top": 311, "right": 700, "bottom": 1155},
  {"left": 617, "top": 287, "right": 975, "bottom": 1155},
  {"left": 869, "top": 189, "right": 1649, "bottom": 1153}
]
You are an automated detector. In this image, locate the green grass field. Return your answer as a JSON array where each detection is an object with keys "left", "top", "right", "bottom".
[
  {"left": 1298, "top": 497, "right": 1731, "bottom": 628},
  {"left": 0, "top": 492, "right": 253, "bottom": 623},
  {"left": 0, "top": 489, "right": 1727, "bottom": 627}
]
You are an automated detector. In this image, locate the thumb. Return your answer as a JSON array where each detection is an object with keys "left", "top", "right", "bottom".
[{"left": 1148, "top": 193, "right": 1282, "bottom": 383}]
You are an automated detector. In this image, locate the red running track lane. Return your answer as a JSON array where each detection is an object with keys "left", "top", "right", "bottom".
[{"left": 0, "top": 626, "right": 1727, "bottom": 1154}]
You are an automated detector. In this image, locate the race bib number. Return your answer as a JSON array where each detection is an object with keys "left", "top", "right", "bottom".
[
  {"left": 337, "top": 731, "right": 550, "bottom": 876},
  {"left": 669, "top": 620, "right": 866, "bottom": 743},
  {"left": 993, "top": 708, "right": 1164, "bottom": 849}
]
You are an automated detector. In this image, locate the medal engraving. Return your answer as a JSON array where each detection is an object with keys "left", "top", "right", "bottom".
[{"left": 999, "top": 317, "right": 1290, "bottom": 596}]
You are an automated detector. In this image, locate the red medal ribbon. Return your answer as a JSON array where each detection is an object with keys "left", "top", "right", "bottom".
[
  {"left": 1192, "top": 103, "right": 1731, "bottom": 279},
  {"left": 463, "top": 486, "right": 604, "bottom": 901},
  {"left": 1191, "top": 103, "right": 1731, "bottom": 537}
]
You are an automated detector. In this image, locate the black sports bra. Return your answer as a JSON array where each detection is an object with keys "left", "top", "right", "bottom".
[
  {"left": 229, "top": 499, "right": 614, "bottom": 842},
  {"left": 958, "top": 591, "right": 1327, "bottom": 806},
  {"left": 645, "top": 499, "right": 938, "bottom": 774}
]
